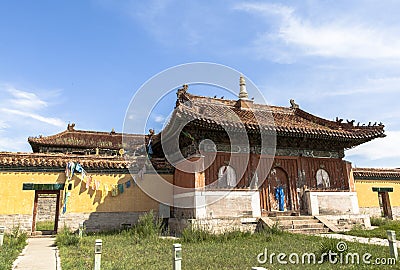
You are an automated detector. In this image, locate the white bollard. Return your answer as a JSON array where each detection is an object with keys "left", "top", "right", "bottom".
[
  {"left": 387, "top": 230, "right": 398, "bottom": 260},
  {"left": 94, "top": 239, "right": 102, "bottom": 270},
  {"left": 0, "top": 226, "right": 5, "bottom": 246},
  {"left": 173, "top": 243, "right": 182, "bottom": 270},
  {"left": 79, "top": 222, "right": 84, "bottom": 238}
]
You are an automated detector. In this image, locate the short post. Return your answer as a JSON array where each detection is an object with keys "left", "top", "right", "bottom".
[
  {"left": 94, "top": 239, "right": 102, "bottom": 270},
  {"left": 79, "top": 222, "right": 84, "bottom": 238},
  {"left": 387, "top": 230, "right": 398, "bottom": 260},
  {"left": 173, "top": 243, "right": 182, "bottom": 270},
  {"left": 0, "top": 226, "right": 5, "bottom": 246}
]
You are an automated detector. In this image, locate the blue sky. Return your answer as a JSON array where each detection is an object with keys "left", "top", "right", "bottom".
[{"left": 0, "top": 0, "right": 399, "bottom": 168}]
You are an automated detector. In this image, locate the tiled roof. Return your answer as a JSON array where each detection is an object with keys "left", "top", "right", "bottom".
[
  {"left": 172, "top": 90, "right": 385, "bottom": 146},
  {"left": 0, "top": 152, "right": 128, "bottom": 169},
  {"left": 28, "top": 124, "right": 145, "bottom": 152},
  {"left": 353, "top": 168, "right": 400, "bottom": 180},
  {"left": 0, "top": 152, "right": 171, "bottom": 171}
]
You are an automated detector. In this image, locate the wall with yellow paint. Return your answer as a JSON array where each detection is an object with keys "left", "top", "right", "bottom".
[
  {"left": 0, "top": 171, "right": 173, "bottom": 215},
  {"left": 355, "top": 180, "right": 400, "bottom": 207}
]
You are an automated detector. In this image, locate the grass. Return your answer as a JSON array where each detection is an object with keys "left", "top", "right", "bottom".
[
  {"left": 0, "top": 226, "right": 27, "bottom": 270},
  {"left": 57, "top": 214, "right": 398, "bottom": 269},
  {"left": 35, "top": 220, "right": 55, "bottom": 231},
  {"left": 343, "top": 217, "right": 400, "bottom": 239}
]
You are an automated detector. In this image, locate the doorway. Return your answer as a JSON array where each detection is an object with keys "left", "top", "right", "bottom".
[
  {"left": 372, "top": 187, "right": 393, "bottom": 220},
  {"left": 260, "top": 167, "right": 292, "bottom": 212},
  {"left": 378, "top": 192, "right": 393, "bottom": 219},
  {"left": 32, "top": 191, "right": 61, "bottom": 234}
]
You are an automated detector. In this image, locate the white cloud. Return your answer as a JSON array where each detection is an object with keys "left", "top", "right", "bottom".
[
  {"left": 235, "top": 2, "right": 400, "bottom": 61},
  {"left": 0, "top": 137, "right": 29, "bottom": 152},
  {"left": 346, "top": 131, "right": 400, "bottom": 161},
  {"left": 7, "top": 87, "right": 48, "bottom": 110},
  {"left": 0, "top": 84, "right": 66, "bottom": 151},
  {"left": 0, "top": 120, "right": 9, "bottom": 130},
  {"left": 154, "top": 115, "right": 165, "bottom": 123},
  {"left": 1, "top": 108, "right": 65, "bottom": 128}
]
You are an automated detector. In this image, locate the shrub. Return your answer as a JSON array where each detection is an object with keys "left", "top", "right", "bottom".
[
  {"left": 181, "top": 227, "right": 214, "bottom": 243},
  {"left": 134, "top": 210, "right": 163, "bottom": 238},
  {"left": 0, "top": 226, "right": 27, "bottom": 270},
  {"left": 370, "top": 217, "right": 389, "bottom": 227},
  {"left": 258, "top": 221, "right": 284, "bottom": 236},
  {"left": 1, "top": 227, "right": 27, "bottom": 251},
  {"left": 7, "top": 226, "right": 27, "bottom": 248},
  {"left": 56, "top": 228, "right": 80, "bottom": 246}
]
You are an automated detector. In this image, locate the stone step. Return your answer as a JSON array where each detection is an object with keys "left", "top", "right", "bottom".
[
  {"left": 31, "top": 230, "right": 56, "bottom": 237},
  {"left": 269, "top": 216, "right": 315, "bottom": 221},
  {"left": 266, "top": 211, "right": 300, "bottom": 217},
  {"left": 279, "top": 223, "right": 326, "bottom": 230},
  {"left": 288, "top": 227, "right": 330, "bottom": 234},
  {"left": 271, "top": 219, "right": 321, "bottom": 226}
]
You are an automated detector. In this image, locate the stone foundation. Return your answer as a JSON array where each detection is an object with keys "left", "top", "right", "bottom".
[
  {"left": 0, "top": 214, "right": 33, "bottom": 232},
  {"left": 173, "top": 190, "right": 261, "bottom": 219},
  {"left": 317, "top": 214, "right": 371, "bottom": 231},
  {"left": 169, "top": 217, "right": 258, "bottom": 235},
  {"left": 58, "top": 211, "right": 151, "bottom": 232},
  {"left": 359, "top": 207, "right": 400, "bottom": 220},
  {"left": 305, "top": 191, "right": 359, "bottom": 215}
]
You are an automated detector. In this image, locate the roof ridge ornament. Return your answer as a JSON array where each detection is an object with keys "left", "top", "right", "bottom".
[
  {"left": 238, "top": 75, "right": 249, "bottom": 100},
  {"left": 290, "top": 99, "right": 299, "bottom": 109},
  {"left": 67, "top": 123, "right": 75, "bottom": 131}
]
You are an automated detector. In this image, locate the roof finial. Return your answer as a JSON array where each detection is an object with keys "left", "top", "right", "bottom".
[{"left": 239, "top": 75, "right": 249, "bottom": 100}]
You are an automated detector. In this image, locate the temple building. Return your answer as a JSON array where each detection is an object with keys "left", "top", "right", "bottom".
[
  {"left": 0, "top": 76, "right": 388, "bottom": 234},
  {"left": 157, "top": 79, "right": 385, "bottom": 223}
]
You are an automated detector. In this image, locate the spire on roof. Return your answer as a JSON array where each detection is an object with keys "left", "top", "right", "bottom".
[{"left": 238, "top": 75, "right": 249, "bottom": 100}]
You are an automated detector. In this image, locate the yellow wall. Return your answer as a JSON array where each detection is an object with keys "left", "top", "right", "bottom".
[
  {"left": 0, "top": 171, "right": 173, "bottom": 215},
  {"left": 355, "top": 180, "right": 400, "bottom": 207}
]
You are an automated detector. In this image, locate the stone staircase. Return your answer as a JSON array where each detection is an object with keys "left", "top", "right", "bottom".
[{"left": 268, "top": 216, "right": 330, "bottom": 234}]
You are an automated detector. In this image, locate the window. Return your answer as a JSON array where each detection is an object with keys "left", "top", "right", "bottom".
[
  {"left": 316, "top": 169, "right": 330, "bottom": 188},
  {"left": 217, "top": 165, "right": 237, "bottom": 188}
]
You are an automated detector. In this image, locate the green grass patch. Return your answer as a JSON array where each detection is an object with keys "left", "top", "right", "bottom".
[
  {"left": 58, "top": 227, "right": 397, "bottom": 269},
  {"left": 0, "top": 227, "right": 27, "bottom": 270},
  {"left": 36, "top": 220, "right": 55, "bottom": 231},
  {"left": 344, "top": 218, "right": 400, "bottom": 239}
]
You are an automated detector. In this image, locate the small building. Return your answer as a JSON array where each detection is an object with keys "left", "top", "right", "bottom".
[{"left": 353, "top": 168, "right": 400, "bottom": 220}]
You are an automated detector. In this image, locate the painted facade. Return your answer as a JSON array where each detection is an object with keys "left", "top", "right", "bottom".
[
  {"left": 353, "top": 168, "right": 400, "bottom": 220},
  {"left": 0, "top": 152, "right": 173, "bottom": 233}
]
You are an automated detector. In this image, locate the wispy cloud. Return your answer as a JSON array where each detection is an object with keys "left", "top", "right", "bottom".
[
  {"left": 0, "top": 120, "right": 9, "bottom": 130},
  {"left": 7, "top": 88, "right": 48, "bottom": 110},
  {"left": 153, "top": 115, "right": 165, "bottom": 123},
  {"left": 1, "top": 108, "right": 65, "bottom": 127},
  {"left": 235, "top": 2, "right": 400, "bottom": 61},
  {"left": 346, "top": 131, "right": 400, "bottom": 162},
  {"left": 0, "top": 84, "right": 66, "bottom": 151},
  {"left": 0, "top": 85, "right": 65, "bottom": 128}
]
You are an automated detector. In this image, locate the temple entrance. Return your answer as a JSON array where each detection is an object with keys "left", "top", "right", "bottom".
[
  {"left": 32, "top": 191, "right": 61, "bottom": 235},
  {"left": 372, "top": 187, "right": 393, "bottom": 219},
  {"left": 260, "top": 167, "right": 291, "bottom": 213}
]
